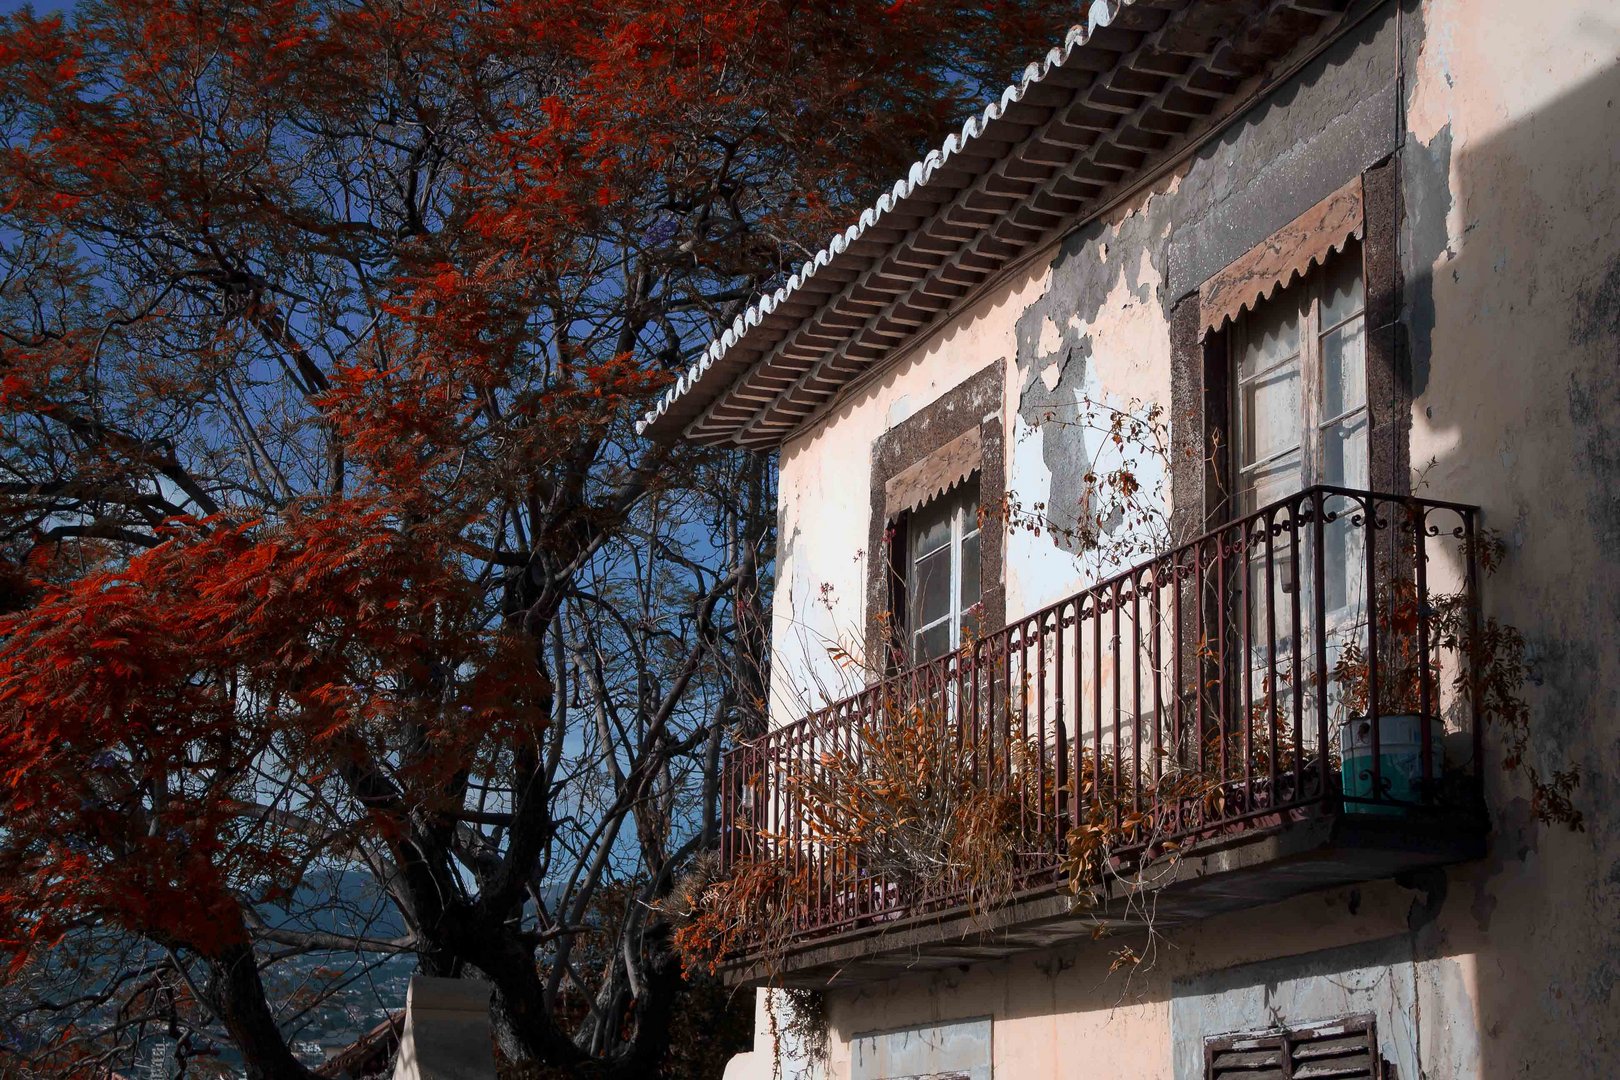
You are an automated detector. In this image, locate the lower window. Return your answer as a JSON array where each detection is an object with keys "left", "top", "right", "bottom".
[{"left": 1205, "top": 1015, "right": 1387, "bottom": 1078}]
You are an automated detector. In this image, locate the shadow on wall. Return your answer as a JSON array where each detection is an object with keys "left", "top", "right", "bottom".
[{"left": 1398, "top": 29, "right": 1620, "bottom": 1080}]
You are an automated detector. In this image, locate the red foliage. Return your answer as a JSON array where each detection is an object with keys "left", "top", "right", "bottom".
[
  {"left": 0, "top": 501, "right": 544, "bottom": 966},
  {"left": 0, "top": 0, "right": 1075, "bottom": 1069}
]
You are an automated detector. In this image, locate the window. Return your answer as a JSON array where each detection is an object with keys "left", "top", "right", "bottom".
[
  {"left": 1232, "top": 241, "right": 1368, "bottom": 617},
  {"left": 1232, "top": 238, "right": 1367, "bottom": 512},
  {"left": 1205, "top": 1015, "right": 1386, "bottom": 1079},
  {"left": 865, "top": 365, "right": 1004, "bottom": 682},
  {"left": 903, "top": 483, "right": 981, "bottom": 663},
  {"left": 852, "top": 1016, "right": 991, "bottom": 1080}
]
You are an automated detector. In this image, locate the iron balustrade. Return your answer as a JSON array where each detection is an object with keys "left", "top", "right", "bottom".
[{"left": 718, "top": 487, "right": 1485, "bottom": 947}]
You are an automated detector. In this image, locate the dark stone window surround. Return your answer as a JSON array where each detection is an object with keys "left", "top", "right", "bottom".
[
  {"left": 863, "top": 361, "right": 1006, "bottom": 678},
  {"left": 1169, "top": 155, "right": 1408, "bottom": 538}
]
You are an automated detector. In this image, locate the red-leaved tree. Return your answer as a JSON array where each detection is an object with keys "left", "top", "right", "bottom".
[{"left": 0, "top": 1, "right": 1072, "bottom": 1076}]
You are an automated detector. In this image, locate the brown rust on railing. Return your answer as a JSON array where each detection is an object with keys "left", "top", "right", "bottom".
[{"left": 718, "top": 487, "right": 1485, "bottom": 946}]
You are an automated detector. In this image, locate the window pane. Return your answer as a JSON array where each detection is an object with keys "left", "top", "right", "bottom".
[
  {"left": 1322, "top": 412, "right": 1368, "bottom": 489},
  {"left": 915, "top": 621, "right": 951, "bottom": 663},
  {"left": 1242, "top": 362, "right": 1302, "bottom": 465},
  {"left": 1240, "top": 449, "right": 1303, "bottom": 512},
  {"left": 1320, "top": 244, "right": 1365, "bottom": 328},
  {"left": 960, "top": 530, "right": 980, "bottom": 610},
  {"left": 910, "top": 499, "right": 951, "bottom": 560},
  {"left": 1247, "top": 547, "right": 1297, "bottom": 661},
  {"left": 1322, "top": 315, "right": 1366, "bottom": 419},
  {"left": 1238, "top": 292, "right": 1301, "bottom": 379},
  {"left": 1325, "top": 513, "right": 1367, "bottom": 613},
  {"left": 912, "top": 547, "right": 951, "bottom": 627}
]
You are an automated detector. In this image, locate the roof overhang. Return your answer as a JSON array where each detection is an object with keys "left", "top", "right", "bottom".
[{"left": 639, "top": 0, "right": 1374, "bottom": 449}]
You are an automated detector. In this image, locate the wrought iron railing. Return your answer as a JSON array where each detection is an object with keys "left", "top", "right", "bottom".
[{"left": 719, "top": 487, "right": 1485, "bottom": 947}]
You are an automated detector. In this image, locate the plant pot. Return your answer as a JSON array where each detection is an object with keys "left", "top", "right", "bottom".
[{"left": 1337, "top": 714, "right": 1445, "bottom": 815}]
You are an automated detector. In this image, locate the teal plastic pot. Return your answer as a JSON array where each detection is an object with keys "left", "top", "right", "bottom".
[{"left": 1338, "top": 714, "right": 1445, "bottom": 814}]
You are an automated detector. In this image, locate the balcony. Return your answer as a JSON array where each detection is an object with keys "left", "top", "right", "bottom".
[{"left": 717, "top": 487, "right": 1489, "bottom": 988}]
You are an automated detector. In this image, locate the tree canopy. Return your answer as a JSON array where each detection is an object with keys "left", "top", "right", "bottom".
[{"left": 0, "top": 1, "right": 1073, "bottom": 1075}]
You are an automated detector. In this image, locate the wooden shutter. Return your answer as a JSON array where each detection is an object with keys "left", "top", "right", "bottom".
[
  {"left": 1206, "top": 1016, "right": 1383, "bottom": 1080},
  {"left": 1208, "top": 1032, "right": 1288, "bottom": 1080}
]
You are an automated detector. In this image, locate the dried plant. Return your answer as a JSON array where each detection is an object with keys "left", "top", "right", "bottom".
[
  {"left": 783, "top": 694, "right": 1040, "bottom": 913},
  {"left": 674, "top": 689, "right": 1044, "bottom": 979},
  {"left": 672, "top": 857, "right": 799, "bottom": 980},
  {"left": 776, "top": 990, "right": 829, "bottom": 1074},
  {"left": 1006, "top": 395, "right": 1176, "bottom": 569},
  {"left": 681, "top": 643, "right": 1346, "bottom": 982},
  {"left": 1434, "top": 534, "right": 1583, "bottom": 830},
  {"left": 1329, "top": 529, "right": 1582, "bottom": 829}
]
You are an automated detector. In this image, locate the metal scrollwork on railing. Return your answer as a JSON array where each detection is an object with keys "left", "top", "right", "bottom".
[{"left": 717, "top": 486, "right": 1487, "bottom": 946}]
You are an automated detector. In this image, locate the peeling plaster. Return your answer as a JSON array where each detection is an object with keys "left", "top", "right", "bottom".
[
  {"left": 1167, "top": 936, "right": 1481, "bottom": 1079},
  {"left": 1403, "top": 0, "right": 1454, "bottom": 145},
  {"left": 1012, "top": 190, "right": 1174, "bottom": 560},
  {"left": 1402, "top": 122, "right": 1454, "bottom": 398}
]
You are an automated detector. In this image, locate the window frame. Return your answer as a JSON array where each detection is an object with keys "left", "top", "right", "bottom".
[
  {"left": 1229, "top": 238, "right": 1369, "bottom": 515},
  {"left": 901, "top": 482, "right": 982, "bottom": 664},
  {"left": 1168, "top": 160, "right": 1407, "bottom": 545}
]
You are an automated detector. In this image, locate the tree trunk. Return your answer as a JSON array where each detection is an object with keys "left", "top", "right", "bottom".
[{"left": 203, "top": 942, "right": 319, "bottom": 1080}]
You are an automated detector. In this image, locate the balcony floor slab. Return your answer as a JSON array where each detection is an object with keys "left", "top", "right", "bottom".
[{"left": 720, "top": 808, "right": 1486, "bottom": 990}]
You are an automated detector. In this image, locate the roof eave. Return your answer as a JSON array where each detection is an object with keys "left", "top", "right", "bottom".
[{"left": 641, "top": 0, "right": 1366, "bottom": 448}]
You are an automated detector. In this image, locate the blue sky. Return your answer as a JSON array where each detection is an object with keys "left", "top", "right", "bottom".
[{"left": 0, "top": 1, "right": 73, "bottom": 15}]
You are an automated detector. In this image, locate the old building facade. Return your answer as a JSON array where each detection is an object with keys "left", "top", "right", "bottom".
[{"left": 641, "top": 0, "right": 1620, "bottom": 1076}]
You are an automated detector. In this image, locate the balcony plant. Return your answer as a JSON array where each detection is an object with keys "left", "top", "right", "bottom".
[
  {"left": 670, "top": 687, "right": 1044, "bottom": 978},
  {"left": 1329, "top": 574, "right": 1447, "bottom": 811},
  {"left": 1327, "top": 529, "right": 1582, "bottom": 827}
]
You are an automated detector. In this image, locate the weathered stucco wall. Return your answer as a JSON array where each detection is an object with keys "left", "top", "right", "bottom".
[
  {"left": 810, "top": 877, "right": 1480, "bottom": 1079},
  {"left": 1394, "top": 0, "right": 1620, "bottom": 1073},
  {"left": 750, "top": 0, "right": 1620, "bottom": 1075}
]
